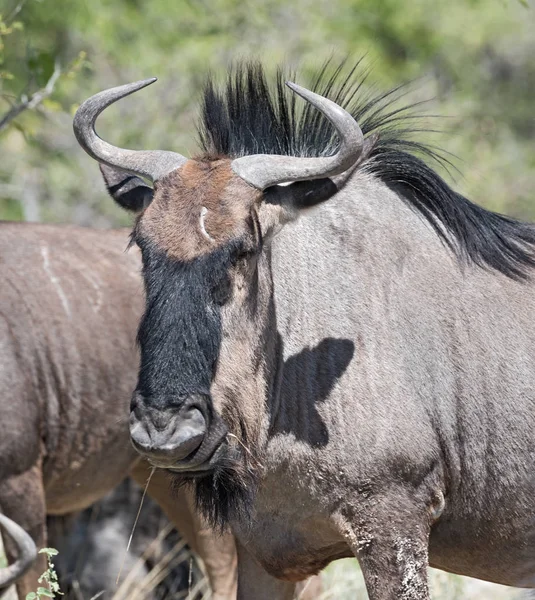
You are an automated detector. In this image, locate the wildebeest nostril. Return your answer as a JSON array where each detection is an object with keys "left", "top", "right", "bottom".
[{"left": 163, "top": 406, "right": 206, "bottom": 458}]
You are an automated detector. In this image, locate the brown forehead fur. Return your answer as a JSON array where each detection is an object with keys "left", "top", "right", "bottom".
[{"left": 139, "top": 158, "right": 260, "bottom": 262}]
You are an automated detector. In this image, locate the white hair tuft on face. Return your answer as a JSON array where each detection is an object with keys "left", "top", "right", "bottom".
[{"left": 200, "top": 206, "right": 215, "bottom": 243}]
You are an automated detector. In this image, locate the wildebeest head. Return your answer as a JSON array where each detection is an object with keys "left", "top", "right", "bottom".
[{"left": 74, "top": 70, "right": 373, "bottom": 525}]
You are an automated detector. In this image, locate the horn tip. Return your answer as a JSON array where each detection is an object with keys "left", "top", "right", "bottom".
[{"left": 285, "top": 81, "right": 307, "bottom": 97}]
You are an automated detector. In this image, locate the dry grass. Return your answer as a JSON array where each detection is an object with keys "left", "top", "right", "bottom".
[
  {"left": 111, "top": 546, "right": 525, "bottom": 600},
  {"left": 112, "top": 542, "right": 207, "bottom": 600},
  {"left": 110, "top": 525, "right": 210, "bottom": 600}
]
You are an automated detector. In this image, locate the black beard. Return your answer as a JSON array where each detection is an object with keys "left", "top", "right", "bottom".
[{"left": 170, "top": 450, "right": 261, "bottom": 533}]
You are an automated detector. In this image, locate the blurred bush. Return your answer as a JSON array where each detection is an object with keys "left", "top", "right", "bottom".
[{"left": 0, "top": 0, "right": 533, "bottom": 225}]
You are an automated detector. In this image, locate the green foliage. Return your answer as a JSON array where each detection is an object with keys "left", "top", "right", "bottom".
[
  {"left": 25, "top": 548, "right": 62, "bottom": 600},
  {"left": 0, "top": 5, "right": 23, "bottom": 80},
  {"left": 0, "top": 0, "right": 89, "bottom": 140},
  {"left": 0, "top": 0, "right": 533, "bottom": 224}
]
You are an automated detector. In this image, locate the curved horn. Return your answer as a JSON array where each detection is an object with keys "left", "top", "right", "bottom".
[
  {"left": 231, "top": 81, "right": 365, "bottom": 190},
  {"left": 0, "top": 513, "right": 37, "bottom": 588},
  {"left": 73, "top": 79, "right": 187, "bottom": 182}
]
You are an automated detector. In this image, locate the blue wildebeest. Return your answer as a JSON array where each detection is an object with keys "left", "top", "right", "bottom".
[
  {"left": 73, "top": 62, "right": 535, "bottom": 599},
  {"left": 0, "top": 222, "right": 237, "bottom": 599}
]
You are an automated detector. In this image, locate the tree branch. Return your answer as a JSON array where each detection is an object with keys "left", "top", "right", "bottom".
[
  {"left": 5, "top": 0, "right": 28, "bottom": 25},
  {"left": 0, "top": 60, "right": 61, "bottom": 133}
]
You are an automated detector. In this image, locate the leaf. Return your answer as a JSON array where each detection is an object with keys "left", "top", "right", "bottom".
[
  {"left": 38, "top": 548, "right": 59, "bottom": 556},
  {"left": 37, "top": 588, "right": 54, "bottom": 597},
  {"left": 26, "top": 593, "right": 37, "bottom": 600}
]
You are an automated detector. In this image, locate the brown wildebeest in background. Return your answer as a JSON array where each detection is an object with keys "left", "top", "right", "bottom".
[
  {"left": 0, "top": 221, "right": 237, "bottom": 599},
  {"left": 74, "top": 61, "right": 535, "bottom": 599}
]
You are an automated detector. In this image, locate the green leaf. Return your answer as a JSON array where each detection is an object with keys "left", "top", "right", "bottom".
[
  {"left": 38, "top": 548, "right": 59, "bottom": 556},
  {"left": 37, "top": 588, "right": 54, "bottom": 597},
  {"left": 26, "top": 593, "right": 37, "bottom": 600}
]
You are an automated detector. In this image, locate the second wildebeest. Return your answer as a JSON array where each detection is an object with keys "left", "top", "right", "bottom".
[
  {"left": 0, "top": 222, "right": 236, "bottom": 599},
  {"left": 74, "top": 61, "right": 535, "bottom": 599}
]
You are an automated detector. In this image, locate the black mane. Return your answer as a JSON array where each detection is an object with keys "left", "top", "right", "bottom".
[{"left": 198, "top": 60, "right": 535, "bottom": 279}]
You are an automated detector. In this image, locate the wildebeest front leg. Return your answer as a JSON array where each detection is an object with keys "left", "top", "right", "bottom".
[
  {"left": 0, "top": 464, "right": 47, "bottom": 599},
  {"left": 358, "top": 531, "right": 429, "bottom": 600},
  {"left": 337, "top": 496, "right": 431, "bottom": 600}
]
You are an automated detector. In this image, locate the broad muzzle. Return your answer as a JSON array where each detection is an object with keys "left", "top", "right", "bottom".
[{"left": 129, "top": 392, "right": 227, "bottom": 470}]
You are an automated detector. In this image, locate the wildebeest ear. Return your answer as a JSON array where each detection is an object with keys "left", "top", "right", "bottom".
[
  {"left": 99, "top": 164, "right": 154, "bottom": 212},
  {"left": 261, "top": 135, "right": 379, "bottom": 230},
  {"left": 265, "top": 178, "right": 339, "bottom": 211},
  {"left": 258, "top": 179, "right": 339, "bottom": 239}
]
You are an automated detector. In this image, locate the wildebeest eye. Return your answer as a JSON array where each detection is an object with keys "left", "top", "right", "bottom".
[
  {"left": 212, "top": 272, "right": 232, "bottom": 305},
  {"left": 234, "top": 237, "right": 259, "bottom": 263},
  {"left": 236, "top": 248, "right": 256, "bottom": 262}
]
